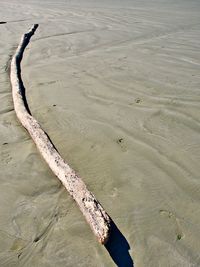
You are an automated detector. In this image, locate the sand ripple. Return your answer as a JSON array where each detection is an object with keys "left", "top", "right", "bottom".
[{"left": 0, "top": 0, "right": 200, "bottom": 266}]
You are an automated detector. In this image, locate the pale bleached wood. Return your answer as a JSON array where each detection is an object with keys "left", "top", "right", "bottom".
[{"left": 10, "top": 24, "right": 111, "bottom": 244}]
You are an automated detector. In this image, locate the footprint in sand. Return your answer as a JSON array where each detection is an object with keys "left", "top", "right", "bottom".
[
  {"left": 2, "top": 142, "right": 8, "bottom": 145},
  {"left": 116, "top": 138, "right": 127, "bottom": 152},
  {"left": 129, "top": 98, "right": 142, "bottom": 106},
  {"left": 159, "top": 209, "right": 184, "bottom": 241},
  {"left": 1, "top": 150, "right": 12, "bottom": 164},
  {"left": 135, "top": 98, "right": 142, "bottom": 104}
]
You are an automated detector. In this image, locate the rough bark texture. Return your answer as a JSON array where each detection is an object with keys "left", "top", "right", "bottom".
[{"left": 10, "top": 24, "right": 111, "bottom": 244}]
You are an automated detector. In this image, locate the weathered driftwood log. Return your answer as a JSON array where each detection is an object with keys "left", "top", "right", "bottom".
[{"left": 10, "top": 24, "right": 111, "bottom": 244}]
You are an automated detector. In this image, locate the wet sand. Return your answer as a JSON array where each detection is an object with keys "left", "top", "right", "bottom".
[{"left": 0, "top": 0, "right": 200, "bottom": 266}]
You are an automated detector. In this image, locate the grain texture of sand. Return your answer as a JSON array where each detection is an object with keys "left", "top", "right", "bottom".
[{"left": 0, "top": 0, "right": 200, "bottom": 266}]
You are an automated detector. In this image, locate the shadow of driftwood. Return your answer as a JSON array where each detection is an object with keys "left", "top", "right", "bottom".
[
  {"left": 105, "top": 220, "right": 134, "bottom": 267},
  {"left": 15, "top": 24, "right": 39, "bottom": 116}
]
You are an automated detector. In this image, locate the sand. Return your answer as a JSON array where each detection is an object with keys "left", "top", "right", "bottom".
[{"left": 0, "top": 0, "right": 200, "bottom": 266}]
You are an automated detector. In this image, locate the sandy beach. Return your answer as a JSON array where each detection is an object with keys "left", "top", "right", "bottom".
[{"left": 0, "top": 0, "right": 200, "bottom": 266}]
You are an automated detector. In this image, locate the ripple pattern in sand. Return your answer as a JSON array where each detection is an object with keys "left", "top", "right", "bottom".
[{"left": 1, "top": 0, "right": 200, "bottom": 266}]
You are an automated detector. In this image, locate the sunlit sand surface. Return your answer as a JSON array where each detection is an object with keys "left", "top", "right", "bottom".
[{"left": 0, "top": 0, "right": 200, "bottom": 266}]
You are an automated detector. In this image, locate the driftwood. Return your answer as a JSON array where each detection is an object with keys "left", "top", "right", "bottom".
[{"left": 10, "top": 24, "right": 111, "bottom": 244}]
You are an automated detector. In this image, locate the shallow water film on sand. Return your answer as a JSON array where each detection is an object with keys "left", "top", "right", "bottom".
[{"left": 0, "top": 0, "right": 200, "bottom": 266}]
